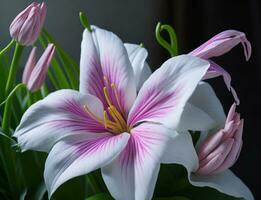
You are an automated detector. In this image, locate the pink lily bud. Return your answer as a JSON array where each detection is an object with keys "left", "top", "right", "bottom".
[
  {"left": 9, "top": 2, "right": 47, "bottom": 46},
  {"left": 23, "top": 44, "right": 55, "bottom": 91},
  {"left": 196, "top": 103, "right": 243, "bottom": 176}
]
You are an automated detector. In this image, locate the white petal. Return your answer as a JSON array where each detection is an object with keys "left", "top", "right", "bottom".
[
  {"left": 124, "top": 43, "right": 152, "bottom": 90},
  {"left": 102, "top": 123, "right": 171, "bottom": 200},
  {"left": 190, "top": 170, "right": 254, "bottom": 200},
  {"left": 128, "top": 55, "right": 209, "bottom": 129},
  {"left": 177, "top": 102, "right": 216, "bottom": 131},
  {"left": 138, "top": 62, "right": 152, "bottom": 89},
  {"left": 14, "top": 89, "right": 105, "bottom": 152},
  {"left": 44, "top": 133, "right": 130, "bottom": 197},
  {"left": 80, "top": 27, "right": 136, "bottom": 113},
  {"left": 162, "top": 131, "right": 199, "bottom": 173},
  {"left": 178, "top": 82, "right": 226, "bottom": 131},
  {"left": 189, "top": 82, "right": 226, "bottom": 126}
]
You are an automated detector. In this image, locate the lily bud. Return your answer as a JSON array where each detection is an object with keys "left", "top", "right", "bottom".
[
  {"left": 9, "top": 2, "right": 46, "bottom": 46},
  {"left": 23, "top": 44, "right": 55, "bottom": 91},
  {"left": 196, "top": 103, "right": 243, "bottom": 176}
]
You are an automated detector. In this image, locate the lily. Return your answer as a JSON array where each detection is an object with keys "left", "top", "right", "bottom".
[
  {"left": 190, "top": 30, "right": 252, "bottom": 104},
  {"left": 14, "top": 26, "right": 209, "bottom": 199},
  {"left": 125, "top": 44, "right": 253, "bottom": 200}
]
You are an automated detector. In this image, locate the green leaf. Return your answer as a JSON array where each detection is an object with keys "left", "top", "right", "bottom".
[
  {"left": 0, "top": 130, "right": 19, "bottom": 151},
  {"left": 189, "top": 131, "right": 201, "bottom": 146},
  {"left": 34, "top": 181, "right": 47, "bottom": 200},
  {"left": 154, "top": 197, "right": 190, "bottom": 200},
  {"left": 86, "top": 193, "right": 113, "bottom": 200},
  {"left": 19, "top": 189, "right": 27, "bottom": 200},
  {"left": 39, "top": 36, "right": 70, "bottom": 89},
  {"left": 0, "top": 40, "right": 15, "bottom": 58},
  {"left": 154, "top": 164, "right": 244, "bottom": 200},
  {"left": 0, "top": 83, "right": 26, "bottom": 107},
  {"left": 176, "top": 185, "right": 244, "bottom": 200},
  {"left": 42, "top": 29, "right": 79, "bottom": 90},
  {"left": 154, "top": 164, "right": 190, "bottom": 197}
]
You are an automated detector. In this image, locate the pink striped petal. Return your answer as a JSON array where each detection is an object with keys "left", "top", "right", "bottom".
[
  {"left": 26, "top": 44, "right": 55, "bottom": 91},
  {"left": 9, "top": 3, "right": 36, "bottom": 39},
  {"left": 203, "top": 60, "right": 240, "bottom": 104},
  {"left": 128, "top": 55, "right": 209, "bottom": 128},
  {"left": 197, "top": 138, "right": 234, "bottom": 175},
  {"left": 44, "top": 132, "right": 129, "bottom": 197},
  {"left": 198, "top": 130, "right": 225, "bottom": 161},
  {"left": 102, "top": 123, "right": 170, "bottom": 200},
  {"left": 190, "top": 30, "right": 251, "bottom": 60},
  {"left": 80, "top": 27, "right": 136, "bottom": 115},
  {"left": 14, "top": 89, "right": 106, "bottom": 152},
  {"left": 22, "top": 47, "right": 37, "bottom": 85},
  {"left": 214, "top": 120, "right": 243, "bottom": 174},
  {"left": 226, "top": 103, "right": 237, "bottom": 123}
]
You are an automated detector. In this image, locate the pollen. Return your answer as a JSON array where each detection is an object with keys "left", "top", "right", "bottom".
[{"left": 84, "top": 77, "right": 129, "bottom": 134}]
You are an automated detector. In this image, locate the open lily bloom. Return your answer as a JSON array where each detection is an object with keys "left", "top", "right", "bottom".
[
  {"left": 14, "top": 26, "right": 209, "bottom": 199},
  {"left": 189, "top": 30, "right": 252, "bottom": 105}
]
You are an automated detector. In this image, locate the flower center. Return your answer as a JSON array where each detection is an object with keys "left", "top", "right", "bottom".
[{"left": 84, "top": 76, "right": 129, "bottom": 134}]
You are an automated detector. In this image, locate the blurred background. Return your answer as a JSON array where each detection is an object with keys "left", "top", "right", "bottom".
[{"left": 0, "top": 0, "right": 260, "bottom": 199}]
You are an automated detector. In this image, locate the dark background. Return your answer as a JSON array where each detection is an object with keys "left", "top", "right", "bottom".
[{"left": 0, "top": 0, "right": 260, "bottom": 199}]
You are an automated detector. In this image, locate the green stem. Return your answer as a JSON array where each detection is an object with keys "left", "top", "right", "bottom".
[
  {"left": 155, "top": 22, "right": 178, "bottom": 57},
  {"left": 2, "top": 43, "right": 24, "bottom": 132},
  {"left": 0, "top": 40, "right": 15, "bottom": 58},
  {"left": 5, "top": 43, "right": 24, "bottom": 95}
]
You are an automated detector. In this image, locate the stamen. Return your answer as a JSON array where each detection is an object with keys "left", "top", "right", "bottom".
[
  {"left": 104, "top": 111, "right": 122, "bottom": 133},
  {"left": 109, "top": 106, "right": 127, "bottom": 129},
  {"left": 84, "top": 105, "right": 104, "bottom": 124},
  {"left": 111, "top": 83, "right": 123, "bottom": 113},
  {"left": 103, "top": 87, "right": 113, "bottom": 106}
]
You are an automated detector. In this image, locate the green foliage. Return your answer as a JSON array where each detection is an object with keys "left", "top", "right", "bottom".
[{"left": 86, "top": 193, "right": 113, "bottom": 200}]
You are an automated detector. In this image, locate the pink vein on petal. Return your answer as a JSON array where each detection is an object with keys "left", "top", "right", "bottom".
[{"left": 52, "top": 99, "right": 106, "bottom": 133}]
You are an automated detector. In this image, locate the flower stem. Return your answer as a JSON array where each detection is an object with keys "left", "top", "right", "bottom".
[{"left": 2, "top": 43, "right": 24, "bottom": 133}]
